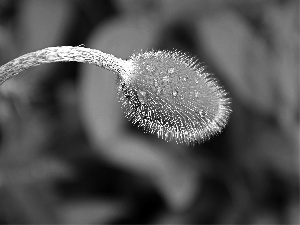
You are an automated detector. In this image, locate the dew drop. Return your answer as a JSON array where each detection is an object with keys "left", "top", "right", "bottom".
[
  {"left": 138, "top": 90, "right": 147, "bottom": 104},
  {"left": 146, "top": 64, "right": 155, "bottom": 72},
  {"left": 199, "top": 109, "right": 207, "bottom": 117},
  {"left": 195, "top": 91, "right": 199, "bottom": 98},
  {"left": 162, "top": 75, "right": 169, "bottom": 82},
  {"left": 172, "top": 90, "right": 178, "bottom": 97},
  {"left": 195, "top": 78, "right": 199, "bottom": 84},
  {"left": 140, "top": 90, "right": 146, "bottom": 96},
  {"left": 183, "top": 77, "right": 188, "bottom": 81},
  {"left": 168, "top": 68, "right": 175, "bottom": 74},
  {"left": 157, "top": 87, "right": 162, "bottom": 95}
]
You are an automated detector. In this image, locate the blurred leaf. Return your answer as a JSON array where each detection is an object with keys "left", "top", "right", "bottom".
[
  {"left": 59, "top": 199, "right": 128, "bottom": 224},
  {"left": 17, "top": 0, "right": 74, "bottom": 52},
  {"left": 197, "top": 10, "right": 275, "bottom": 113},
  {"left": 0, "top": 184, "right": 59, "bottom": 223}
]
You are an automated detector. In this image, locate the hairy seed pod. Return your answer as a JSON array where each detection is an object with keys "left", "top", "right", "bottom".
[{"left": 117, "top": 50, "right": 231, "bottom": 145}]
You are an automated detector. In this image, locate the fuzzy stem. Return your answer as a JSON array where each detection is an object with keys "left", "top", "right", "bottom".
[{"left": 0, "top": 46, "right": 126, "bottom": 85}]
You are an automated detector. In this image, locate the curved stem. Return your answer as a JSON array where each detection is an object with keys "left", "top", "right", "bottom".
[{"left": 0, "top": 46, "right": 126, "bottom": 85}]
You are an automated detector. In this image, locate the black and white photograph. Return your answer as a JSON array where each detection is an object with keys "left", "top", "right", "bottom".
[{"left": 0, "top": 0, "right": 299, "bottom": 224}]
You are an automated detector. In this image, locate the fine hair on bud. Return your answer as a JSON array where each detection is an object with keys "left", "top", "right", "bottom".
[{"left": 117, "top": 50, "right": 231, "bottom": 145}]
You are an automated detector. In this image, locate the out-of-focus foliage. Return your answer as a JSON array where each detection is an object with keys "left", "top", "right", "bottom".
[{"left": 0, "top": 0, "right": 299, "bottom": 224}]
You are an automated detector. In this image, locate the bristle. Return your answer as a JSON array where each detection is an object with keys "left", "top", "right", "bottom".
[{"left": 117, "top": 50, "right": 231, "bottom": 145}]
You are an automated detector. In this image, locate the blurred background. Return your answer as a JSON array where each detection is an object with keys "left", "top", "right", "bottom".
[{"left": 0, "top": 0, "right": 299, "bottom": 224}]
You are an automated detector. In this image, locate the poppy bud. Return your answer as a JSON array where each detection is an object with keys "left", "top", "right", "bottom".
[{"left": 117, "top": 50, "right": 231, "bottom": 145}]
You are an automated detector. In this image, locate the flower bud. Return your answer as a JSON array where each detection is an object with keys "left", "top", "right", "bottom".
[{"left": 117, "top": 50, "right": 231, "bottom": 145}]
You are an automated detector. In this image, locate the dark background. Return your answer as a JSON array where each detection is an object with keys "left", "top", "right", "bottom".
[{"left": 0, "top": 0, "right": 299, "bottom": 224}]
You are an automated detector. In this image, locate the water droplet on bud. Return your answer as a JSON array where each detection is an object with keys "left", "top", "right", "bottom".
[
  {"left": 157, "top": 87, "right": 162, "bottom": 94},
  {"left": 146, "top": 64, "right": 155, "bottom": 72},
  {"left": 172, "top": 90, "right": 178, "bottom": 97},
  {"left": 168, "top": 68, "right": 175, "bottom": 74},
  {"left": 139, "top": 90, "right": 146, "bottom": 96},
  {"left": 199, "top": 109, "right": 207, "bottom": 117},
  {"left": 137, "top": 90, "right": 147, "bottom": 104},
  {"left": 162, "top": 75, "right": 169, "bottom": 82}
]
